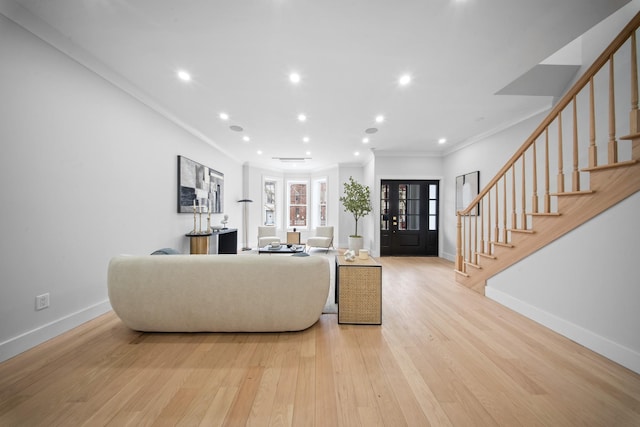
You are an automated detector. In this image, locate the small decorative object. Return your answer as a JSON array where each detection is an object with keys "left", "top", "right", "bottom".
[
  {"left": 270, "top": 241, "right": 281, "bottom": 249},
  {"left": 192, "top": 199, "right": 197, "bottom": 233},
  {"left": 344, "top": 249, "right": 356, "bottom": 262},
  {"left": 359, "top": 249, "right": 369, "bottom": 260},
  {"left": 207, "top": 200, "right": 212, "bottom": 231},
  {"left": 221, "top": 214, "right": 229, "bottom": 229}
]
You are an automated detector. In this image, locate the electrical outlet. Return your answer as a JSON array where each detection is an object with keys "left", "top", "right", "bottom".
[{"left": 35, "top": 293, "right": 50, "bottom": 311}]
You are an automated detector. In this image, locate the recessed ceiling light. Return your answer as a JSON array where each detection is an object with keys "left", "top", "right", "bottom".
[
  {"left": 399, "top": 74, "right": 412, "bottom": 86},
  {"left": 438, "top": 138, "right": 447, "bottom": 144},
  {"left": 257, "top": 150, "right": 263, "bottom": 155},
  {"left": 243, "top": 136, "right": 250, "bottom": 142},
  {"left": 375, "top": 115, "right": 385, "bottom": 123},
  {"left": 177, "top": 70, "right": 191, "bottom": 82},
  {"left": 354, "top": 151, "right": 360, "bottom": 156},
  {"left": 302, "top": 136, "right": 310, "bottom": 143},
  {"left": 306, "top": 151, "right": 311, "bottom": 156},
  {"left": 362, "top": 137, "right": 370, "bottom": 144},
  {"left": 289, "top": 72, "right": 301, "bottom": 84},
  {"left": 229, "top": 125, "right": 243, "bottom": 132},
  {"left": 297, "top": 114, "right": 307, "bottom": 122},
  {"left": 219, "top": 112, "right": 229, "bottom": 120}
]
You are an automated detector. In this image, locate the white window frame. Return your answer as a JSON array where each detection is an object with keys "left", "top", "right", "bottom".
[
  {"left": 262, "top": 176, "right": 281, "bottom": 227},
  {"left": 312, "top": 177, "right": 328, "bottom": 228},
  {"left": 286, "top": 179, "right": 309, "bottom": 230}
]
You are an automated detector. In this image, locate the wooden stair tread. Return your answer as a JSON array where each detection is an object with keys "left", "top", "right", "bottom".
[
  {"left": 464, "top": 261, "right": 482, "bottom": 270},
  {"left": 454, "top": 269, "right": 469, "bottom": 278},
  {"left": 582, "top": 159, "right": 638, "bottom": 172},
  {"left": 619, "top": 132, "right": 640, "bottom": 140},
  {"left": 508, "top": 228, "right": 535, "bottom": 234},
  {"left": 552, "top": 190, "right": 595, "bottom": 196},
  {"left": 528, "top": 212, "right": 561, "bottom": 216},
  {"left": 477, "top": 252, "right": 497, "bottom": 260},
  {"left": 491, "top": 241, "right": 514, "bottom": 248}
]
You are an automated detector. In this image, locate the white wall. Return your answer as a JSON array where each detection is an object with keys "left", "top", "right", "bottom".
[
  {"left": 486, "top": 192, "right": 640, "bottom": 373},
  {"left": 0, "top": 15, "right": 242, "bottom": 362}
]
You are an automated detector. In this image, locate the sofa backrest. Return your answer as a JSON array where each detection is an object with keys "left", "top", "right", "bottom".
[{"left": 107, "top": 254, "right": 330, "bottom": 332}]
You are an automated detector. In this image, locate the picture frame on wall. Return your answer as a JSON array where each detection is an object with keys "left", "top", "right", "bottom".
[
  {"left": 177, "top": 155, "right": 224, "bottom": 213},
  {"left": 455, "top": 171, "right": 480, "bottom": 215}
]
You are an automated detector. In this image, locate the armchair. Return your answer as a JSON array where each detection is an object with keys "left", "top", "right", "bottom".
[
  {"left": 306, "top": 226, "right": 334, "bottom": 252},
  {"left": 257, "top": 226, "right": 279, "bottom": 248}
]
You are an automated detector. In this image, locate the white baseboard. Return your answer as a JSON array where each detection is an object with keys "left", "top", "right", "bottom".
[
  {"left": 441, "top": 251, "right": 455, "bottom": 262},
  {"left": 486, "top": 287, "right": 640, "bottom": 374},
  {"left": 0, "top": 300, "right": 112, "bottom": 363}
]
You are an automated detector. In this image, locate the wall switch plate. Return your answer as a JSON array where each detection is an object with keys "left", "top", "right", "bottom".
[{"left": 35, "top": 293, "right": 50, "bottom": 310}]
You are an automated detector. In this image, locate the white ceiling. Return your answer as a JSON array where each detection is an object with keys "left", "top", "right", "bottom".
[{"left": 4, "top": 0, "right": 633, "bottom": 171}]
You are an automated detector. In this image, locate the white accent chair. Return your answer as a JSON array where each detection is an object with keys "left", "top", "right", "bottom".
[
  {"left": 257, "top": 226, "right": 279, "bottom": 248},
  {"left": 306, "top": 226, "right": 334, "bottom": 252}
]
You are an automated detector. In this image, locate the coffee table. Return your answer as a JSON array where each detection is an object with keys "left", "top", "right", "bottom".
[{"left": 258, "top": 244, "right": 305, "bottom": 254}]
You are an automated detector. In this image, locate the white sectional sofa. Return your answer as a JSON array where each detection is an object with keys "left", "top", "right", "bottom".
[{"left": 107, "top": 254, "right": 330, "bottom": 332}]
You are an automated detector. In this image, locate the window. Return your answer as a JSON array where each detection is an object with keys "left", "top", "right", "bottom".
[
  {"left": 428, "top": 184, "right": 438, "bottom": 231},
  {"left": 287, "top": 181, "right": 308, "bottom": 228},
  {"left": 313, "top": 178, "right": 327, "bottom": 227},
  {"left": 263, "top": 178, "right": 277, "bottom": 226},
  {"left": 398, "top": 183, "right": 420, "bottom": 231}
]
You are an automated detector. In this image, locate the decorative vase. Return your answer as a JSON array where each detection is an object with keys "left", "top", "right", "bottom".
[{"left": 348, "top": 236, "right": 363, "bottom": 255}]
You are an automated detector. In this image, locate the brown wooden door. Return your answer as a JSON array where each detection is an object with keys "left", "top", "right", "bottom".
[{"left": 380, "top": 180, "right": 439, "bottom": 256}]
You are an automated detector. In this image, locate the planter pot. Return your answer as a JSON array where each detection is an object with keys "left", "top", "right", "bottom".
[{"left": 348, "top": 236, "right": 363, "bottom": 255}]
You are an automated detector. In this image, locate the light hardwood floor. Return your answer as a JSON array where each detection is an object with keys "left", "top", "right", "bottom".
[{"left": 1, "top": 257, "right": 639, "bottom": 426}]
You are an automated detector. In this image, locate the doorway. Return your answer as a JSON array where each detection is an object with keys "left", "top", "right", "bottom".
[{"left": 380, "top": 180, "right": 439, "bottom": 256}]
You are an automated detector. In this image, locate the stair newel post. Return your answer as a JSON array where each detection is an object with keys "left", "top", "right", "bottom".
[
  {"left": 494, "top": 185, "right": 500, "bottom": 245},
  {"left": 544, "top": 128, "right": 551, "bottom": 214},
  {"left": 511, "top": 165, "right": 517, "bottom": 229},
  {"left": 520, "top": 153, "right": 527, "bottom": 229},
  {"left": 473, "top": 209, "right": 479, "bottom": 265},
  {"left": 479, "top": 198, "right": 486, "bottom": 255},
  {"left": 532, "top": 140, "right": 539, "bottom": 214},
  {"left": 487, "top": 190, "right": 492, "bottom": 256},
  {"left": 557, "top": 111, "right": 565, "bottom": 194},
  {"left": 572, "top": 97, "right": 581, "bottom": 191},
  {"left": 467, "top": 214, "right": 472, "bottom": 265},
  {"left": 608, "top": 55, "right": 618, "bottom": 164},
  {"left": 502, "top": 177, "right": 508, "bottom": 243},
  {"left": 456, "top": 212, "right": 464, "bottom": 272},
  {"left": 631, "top": 31, "right": 640, "bottom": 134},
  {"left": 589, "top": 77, "right": 598, "bottom": 168}
]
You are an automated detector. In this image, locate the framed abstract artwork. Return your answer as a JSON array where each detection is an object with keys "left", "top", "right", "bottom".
[
  {"left": 455, "top": 171, "right": 480, "bottom": 215},
  {"left": 177, "top": 155, "right": 224, "bottom": 213}
]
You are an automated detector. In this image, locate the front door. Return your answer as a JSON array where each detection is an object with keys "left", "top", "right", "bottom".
[{"left": 380, "top": 180, "right": 439, "bottom": 256}]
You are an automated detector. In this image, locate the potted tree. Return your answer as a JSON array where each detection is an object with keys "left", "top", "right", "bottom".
[{"left": 339, "top": 176, "right": 372, "bottom": 254}]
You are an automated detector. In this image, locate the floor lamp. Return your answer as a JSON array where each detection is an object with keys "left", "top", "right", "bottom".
[{"left": 238, "top": 199, "right": 253, "bottom": 251}]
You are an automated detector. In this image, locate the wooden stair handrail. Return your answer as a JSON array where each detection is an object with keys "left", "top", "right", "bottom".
[{"left": 458, "top": 11, "right": 640, "bottom": 217}]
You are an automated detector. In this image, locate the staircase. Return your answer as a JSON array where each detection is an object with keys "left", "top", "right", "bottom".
[{"left": 455, "top": 12, "right": 640, "bottom": 294}]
